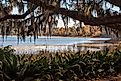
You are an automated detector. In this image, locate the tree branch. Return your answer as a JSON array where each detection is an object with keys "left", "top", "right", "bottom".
[
  {"left": 57, "top": 8, "right": 121, "bottom": 25},
  {"left": 106, "top": 0, "right": 121, "bottom": 8},
  {"left": 1, "top": 0, "right": 121, "bottom": 30},
  {"left": 25, "top": 0, "right": 121, "bottom": 31},
  {"left": 57, "top": 8, "right": 121, "bottom": 30},
  {"left": 0, "top": 5, "right": 38, "bottom": 22}
]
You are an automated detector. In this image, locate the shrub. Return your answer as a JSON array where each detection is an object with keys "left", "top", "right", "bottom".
[{"left": 0, "top": 46, "right": 121, "bottom": 81}]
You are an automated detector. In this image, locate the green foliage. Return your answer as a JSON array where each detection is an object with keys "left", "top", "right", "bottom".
[{"left": 0, "top": 46, "right": 121, "bottom": 81}]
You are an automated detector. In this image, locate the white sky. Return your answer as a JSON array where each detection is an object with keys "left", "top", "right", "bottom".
[{"left": 57, "top": 19, "right": 76, "bottom": 27}]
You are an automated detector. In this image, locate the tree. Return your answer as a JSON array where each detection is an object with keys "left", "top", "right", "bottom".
[{"left": 0, "top": 0, "right": 121, "bottom": 40}]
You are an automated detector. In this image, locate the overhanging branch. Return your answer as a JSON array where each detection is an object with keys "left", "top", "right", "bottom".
[
  {"left": 26, "top": 0, "right": 121, "bottom": 31},
  {"left": 57, "top": 8, "right": 121, "bottom": 25},
  {"left": 1, "top": 0, "right": 121, "bottom": 30},
  {"left": 106, "top": 0, "right": 121, "bottom": 8},
  {"left": 57, "top": 8, "right": 121, "bottom": 30},
  {"left": 0, "top": 5, "right": 38, "bottom": 22}
]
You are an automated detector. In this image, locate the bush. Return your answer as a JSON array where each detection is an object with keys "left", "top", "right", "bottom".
[{"left": 0, "top": 46, "right": 121, "bottom": 81}]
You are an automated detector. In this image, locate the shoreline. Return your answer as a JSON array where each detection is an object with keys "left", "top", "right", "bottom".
[
  {"left": 11, "top": 40, "right": 121, "bottom": 54},
  {"left": 0, "top": 36, "right": 120, "bottom": 54}
]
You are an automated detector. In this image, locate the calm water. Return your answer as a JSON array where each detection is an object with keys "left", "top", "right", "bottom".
[
  {"left": 0, "top": 36, "right": 111, "bottom": 53},
  {"left": 0, "top": 36, "right": 111, "bottom": 46}
]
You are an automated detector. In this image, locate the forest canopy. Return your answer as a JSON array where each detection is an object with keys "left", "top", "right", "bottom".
[{"left": 0, "top": 0, "right": 121, "bottom": 40}]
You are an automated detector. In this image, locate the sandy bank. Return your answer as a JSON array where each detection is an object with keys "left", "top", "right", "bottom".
[
  {"left": 8, "top": 37, "right": 121, "bottom": 54},
  {"left": 12, "top": 43, "right": 121, "bottom": 54}
]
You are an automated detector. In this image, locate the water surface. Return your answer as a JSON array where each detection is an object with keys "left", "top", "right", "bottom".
[
  {"left": 0, "top": 36, "right": 111, "bottom": 46},
  {"left": 0, "top": 36, "right": 111, "bottom": 53}
]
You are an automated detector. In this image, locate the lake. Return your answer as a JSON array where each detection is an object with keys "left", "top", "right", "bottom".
[
  {"left": 0, "top": 36, "right": 111, "bottom": 53},
  {"left": 0, "top": 36, "right": 111, "bottom": 46}
]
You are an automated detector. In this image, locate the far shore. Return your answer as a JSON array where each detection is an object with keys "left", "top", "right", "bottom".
[{"left": 0, "top": 34, "right": 118, "bottom": 39}]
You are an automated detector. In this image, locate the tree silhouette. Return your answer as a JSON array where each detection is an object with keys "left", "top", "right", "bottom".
[{"left": 0, "top": 0, "right": 121, "bottom": 39}]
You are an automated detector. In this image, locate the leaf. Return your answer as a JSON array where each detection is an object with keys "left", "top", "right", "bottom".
[
  {"left": 0, "top": 53, "right": 4, "bottom": 60},
  {"left": 17, "top": 65, "right": 28, "bottom": 77},
  {"left": 98, "top": 69, "right": 104, "bottom": 72},
  {"left": 79, "top": 61, "right": 86, "bottom": 66},
  {"left": 0, "top": 70, "right": 11, "bottom": 80},
  {"left": 92, "top": 58, "right": 99, "bottom": 62},
  {"left": 55, "top": 72, "right": 63, "bottom": 77},
  {"left": 21, "top": 54, "right": 25, "bottom": 61},
  {"left": 109, "top": 68, "right": 115, "bottom": 73},
  {"left": 71, "top": 64, "right": 80, "bottom": 69},
  {"left": 11, "top": 55, "right": 17, "bottom": 70}
]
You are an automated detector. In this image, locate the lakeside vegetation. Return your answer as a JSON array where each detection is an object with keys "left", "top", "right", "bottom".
[{"left": 1, "top": 46, "right": 121, "bottom": 81}]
